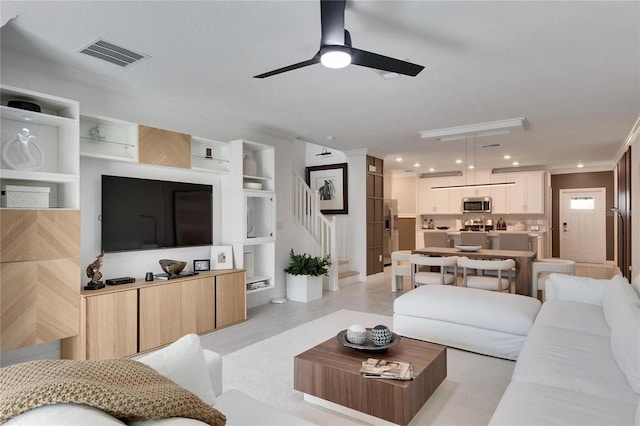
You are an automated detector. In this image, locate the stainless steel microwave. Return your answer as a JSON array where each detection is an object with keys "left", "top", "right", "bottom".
[{"left": 462, "top": 197, "right": 492, "bottom": 213}]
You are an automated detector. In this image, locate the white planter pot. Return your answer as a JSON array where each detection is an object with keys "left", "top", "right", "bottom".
[{"left": 286, "top": 273, "right": 323, "bottom": 303}]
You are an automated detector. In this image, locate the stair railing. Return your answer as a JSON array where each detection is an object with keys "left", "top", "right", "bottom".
[{"left": 292, "top": 170, "right": 338, "bottom": 291}]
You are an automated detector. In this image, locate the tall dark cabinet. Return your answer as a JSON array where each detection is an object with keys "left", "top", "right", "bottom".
[{"left": 366, "top": 156, "right": 384, "bottom": 275}]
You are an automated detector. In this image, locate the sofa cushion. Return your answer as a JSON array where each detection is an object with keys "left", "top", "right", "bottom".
[
  {"left": 513, "top": 321, "right": 638, "bottom": 404},
  {"left": 137, "top": 334, "right": 216, "bottom": 406},
  {"left": 545, "top": 273, "right": 626, "bottom": 306},
  {"left": 393, "top": 285, "right": 540, "bottom": 336},
  {"left": 489, "top": 381, "right": 637, "bottom": 426},
  {"left": 533, "top": 300, "right": 610, "bottom": 337},
  {"left": 632, "top": 273, "right": 640, "bottom": 298},
  {"left": 603, "top": 279, "right": 640, "bottom": 394}
]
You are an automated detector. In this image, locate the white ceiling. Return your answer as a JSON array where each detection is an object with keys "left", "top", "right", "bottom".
[{"left": 1, "top": 1, "right": 638, "bottom": 175}]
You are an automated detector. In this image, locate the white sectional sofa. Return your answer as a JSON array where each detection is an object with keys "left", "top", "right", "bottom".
[
  {"left": 490, "top": 273, "right": 640, "bottom": 425},
  {"left": 5, "top": 334, "right": 313, "bottom": 426}
]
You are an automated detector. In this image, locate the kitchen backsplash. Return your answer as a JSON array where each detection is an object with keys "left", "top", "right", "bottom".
[{"left": 420, "top": 214, "right": 549, "bottom": 232}]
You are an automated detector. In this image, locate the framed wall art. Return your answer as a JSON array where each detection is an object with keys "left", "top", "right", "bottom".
[
  {"left": 193, "top": 259, "right": 210, "bottom": 272},
  {"left": 211, "top": 245, "right": 234, "bottom": 270},
  {"left": 305, "top": 162, "right": 349, "bottom": 214}
]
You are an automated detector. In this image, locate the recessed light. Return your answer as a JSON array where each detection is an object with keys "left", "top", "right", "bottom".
[
  {"left": 503, "top": 155, "right": 511, "bottom": 160},
  {"left": 326, "top": 136, "right": 335, "bottom": 140},
  {"left": 577, "top": 163, "right": 584, "bottom": 168},
  {"left": 512, "top": 161, "right": 519, "bottom": 166},
  {"left": 396, "top": 157, "right": 403, "bottom": 162},
  {"left": 429, "top": 167, "right": 435, "bottom": 172},
  {"left": 455, "top": 159, "right": 462, "bottom": 164},
  {"left": 414, "top": 163, "right": 420, "bottom": 167},
  {"left": 468, "top": 165, "right": 475, "bottom": 169},
  {"left": 21, "top": 115, "right": 33, "bottom": 121}
]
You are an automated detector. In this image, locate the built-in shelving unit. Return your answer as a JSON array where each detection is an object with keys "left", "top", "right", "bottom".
[
  {"left": 0, "top": 85, "right": 80, "bottom": 352},
  {"left": 79, "top": 115, "right": 138, "bottom": 162},
  {"left": 190, "top": 136, "right": 230, "bottom": 174},
  {"left": 222, "top": 139, "right": 276, "bottom": 294},
  {"left": 1, "top": 85, "right": 80, "bottom": 209}
]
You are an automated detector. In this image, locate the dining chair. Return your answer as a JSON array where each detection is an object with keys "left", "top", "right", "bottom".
[
  {"left": 409, "top": 254, "right": 459, "bottom": 287},
  {"left": 499, "top": 233, "right": 531, "bottom": 251},
  {"left": 391, "top": 250, "right": 412, "bottom": 292},
  {"left": 458, "top": 256, "right": 515, "bottom": 292},
  {"left": 532, "top": 258, "right": 576, "bottom": 300},
  {"left": 423, "top": 231, "right": 450, "bottom": 248},
  {"left": 460, "top": 231, "right": 490, "bottom": 248}
]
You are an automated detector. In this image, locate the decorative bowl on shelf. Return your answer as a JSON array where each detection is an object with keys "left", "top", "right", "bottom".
[
  {"left": 436, "top": 226, "right": 450, "bottom": 230},
  {"left": 454, "top": 245, "right": 482, "bottom": 252},
  {"left": 244, "top": 182, "right": 263, "bottom": 190},
  {"left": 159, "top": 259, "right": 187, "bottom": 275}
]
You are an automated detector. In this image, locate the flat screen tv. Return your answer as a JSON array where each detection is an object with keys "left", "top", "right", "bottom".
[{"left": 101, "top": 175, "right": 213, "bottom": 252}]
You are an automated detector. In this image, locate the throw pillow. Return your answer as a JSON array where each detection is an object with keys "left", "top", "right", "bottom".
[
  {"left": 137, "top": 334, "right": 216, "bottom": 406},
  {"left": 545, "top": 273, "right": 623, "bottom": 306},
  {"left": 603, "top": 279, "right": 640, "bottom": 394}
]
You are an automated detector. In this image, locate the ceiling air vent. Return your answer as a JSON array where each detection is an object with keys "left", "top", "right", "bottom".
[{"left": 79, "top": 39, "right": 148, "bottom": 67}]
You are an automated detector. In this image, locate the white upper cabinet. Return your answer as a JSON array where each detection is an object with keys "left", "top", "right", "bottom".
[
  {"left": 462, "top": 170, "right": 492, "bottom": 198},
  {"left": 419, "top": 176, "right": 462, "bottom": 214},
  {"left": 506, "top": 171, "right": 546, "bottom": 214}
]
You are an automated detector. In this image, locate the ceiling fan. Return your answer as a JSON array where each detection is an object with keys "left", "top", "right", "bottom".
[{"left": 254, "top": 0, "right": 425, "bottom": 78}]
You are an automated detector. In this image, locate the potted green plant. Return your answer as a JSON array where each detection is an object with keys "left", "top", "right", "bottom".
[{"left": 284, "top": 249, "right": 331, "bottom": 302}]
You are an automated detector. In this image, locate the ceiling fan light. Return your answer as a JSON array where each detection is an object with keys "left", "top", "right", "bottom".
[{"left": 320, "top": 47, "right": 351, "bottom": 69}]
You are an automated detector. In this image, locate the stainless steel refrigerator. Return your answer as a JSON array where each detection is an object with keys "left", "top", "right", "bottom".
[{"left": 383, "top": 199, "right": 399, "bottom": 266}]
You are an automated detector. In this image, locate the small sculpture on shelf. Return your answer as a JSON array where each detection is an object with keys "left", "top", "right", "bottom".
[
  {"left": 159, "top": 259, "right": 187, "bottom": 277},
  {"left": 88, "top": 123, "right": 106, "bottom": 141},
  {"left": 1, "top": 127, "right": 44, "bottom": 171},
  {"left": 85, "top": 251, "right": 105, "bottom": 290}
]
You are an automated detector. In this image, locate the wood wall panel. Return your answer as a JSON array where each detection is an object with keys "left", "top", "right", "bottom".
[
  {"left": 366, "top": 156, "right": 384, "bottom": 275},
  {"left": 1, "top": 258, "right": 80, "bottom": 351},
  {"left": 138, "top": 124, "right": 191, "bottom": 169},
  {"left": 0, "top": 210, "right": 80, "bottom": 262}
]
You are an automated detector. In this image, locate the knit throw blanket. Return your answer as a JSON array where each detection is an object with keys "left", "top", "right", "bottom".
[{"left": 0, "top": 358, "right": 226, "bottom": 425}]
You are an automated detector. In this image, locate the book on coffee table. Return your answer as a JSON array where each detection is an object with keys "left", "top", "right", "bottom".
[{"left": 359, "top": 358, "right": 413, "bottom": 381}]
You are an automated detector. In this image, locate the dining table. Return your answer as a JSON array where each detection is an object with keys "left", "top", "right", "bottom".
[{"left": 413, "top": 246, "right": 537, "bottom": 296}]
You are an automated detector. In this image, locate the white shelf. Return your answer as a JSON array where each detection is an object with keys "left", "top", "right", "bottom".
[
  {"left": 79, "top": 115, "right": 138, "bottom": 162},
  {"left": 1, "top": 85, "right": 79, "bottom": 209},
  {"left": 191, "top": 137, "right": 230, "bottom": 174},
  {"left": 246, "top": 283, "right": 274, "bottom": 294}
]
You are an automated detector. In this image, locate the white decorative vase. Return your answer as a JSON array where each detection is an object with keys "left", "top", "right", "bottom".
[
  {"left": 286, "top": 274, "right": 323, "bottom": 303},
  {"left": 243, "top": 154, "right": 257, "bottom": 176}
]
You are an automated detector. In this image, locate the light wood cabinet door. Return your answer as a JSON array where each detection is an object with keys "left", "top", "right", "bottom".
[
  {"left": 138, "top": 124, "right": 191, "bottom": 169},
  {"left": 1, "top": 258, "right": 80, "bottom": 351},
  {"left": 181, "top": 277, "right": 215, "bottom": 335},
  {"left": 139, "top": 284, "right": 182, "bottom": 352},
  {"left": 216, "top": 272, "right": 246, "bottom": 329},
  {"left": 0, "top": 210, "right": 80, "bottom": 262},
  {"left": 86, "top": 290, "right": 138, "bottom": 359}
]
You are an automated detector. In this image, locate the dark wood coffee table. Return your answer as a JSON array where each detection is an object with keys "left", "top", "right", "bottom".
[{"left": 294, "top": 335, "right": 447, "bottom": 425}]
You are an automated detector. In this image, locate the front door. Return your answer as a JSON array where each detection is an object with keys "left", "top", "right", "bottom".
[{"left": 559, "top": 188, "right": 606, "bottom": 263}]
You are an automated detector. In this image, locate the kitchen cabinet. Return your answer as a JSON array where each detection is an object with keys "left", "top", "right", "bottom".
[
  {"left": 462, "top": 170, "right": 492, "bottom": 197},
  {"left": 215, "top": 272, "right": 247, "bottom": 328},
  {"left": 490, "top": 174, "right": 508, "bottom": 214},
  {"left": 419, "top": 176, "right": 462, "bottom": 214},
  {"left": 507, "top": 171, "right": 545, "bottom": 214}
]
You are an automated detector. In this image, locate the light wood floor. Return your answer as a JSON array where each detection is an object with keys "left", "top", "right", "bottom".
[{"left": 200, "top": 267, "right": 405, "bottom": 355}]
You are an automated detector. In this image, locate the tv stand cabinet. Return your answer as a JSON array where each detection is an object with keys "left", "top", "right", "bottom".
[{"left": 61, "top": 269, "right": 246, "bottom": 360}]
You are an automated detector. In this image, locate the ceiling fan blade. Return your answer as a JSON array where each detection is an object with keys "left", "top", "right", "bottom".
[
  {"left": 320, "top": 0, "right": 346, "bottom": 46},
  {"left": 350, "top": 48, "right": 425, "bottom": 77},
  {"left": 253, "top": 56, "right": 320, "bottom": 78}
]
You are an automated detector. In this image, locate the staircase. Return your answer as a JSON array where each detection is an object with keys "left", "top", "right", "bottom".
[
  {"left": 338, "top": 259, "right": 359, "bottom": 286},
  {"left": 292, "top": 171, "right": 339, "bottom": 291}
]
